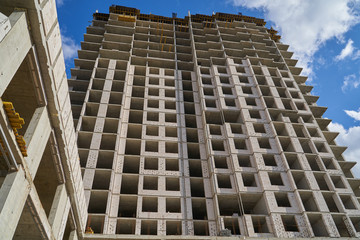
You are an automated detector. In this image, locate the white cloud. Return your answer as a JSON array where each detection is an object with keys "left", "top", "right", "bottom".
[
  {"left": 231, "top": 0, "right": 360, "bottom": 78},
  {"left": 56, "top": 0, "right": 64, "bottom": 6},
  {"left": 342, "top": 74, "right": 360, "bottom": 92},
  {"left": 61, "top": 35, "right": 80, "bottom": 62},
  {"left": 335, "top": 39, "right": 360, "bottom": 61},
  {"left": 345, "top": 108, "right": 360, "bottom": 121},
  {"left": 328, "top": 122, "right": 360, "bottom": 177},
  {"left": 335, "top": 39, "right": 355, "bottom": 60}
]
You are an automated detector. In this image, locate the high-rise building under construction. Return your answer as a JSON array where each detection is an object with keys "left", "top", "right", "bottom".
[
  {"left": 66, "top": 5, "right": 360, "bottom": 238},
  {"left": 1, "top": 2, "right": 360, "bottom": 239}
]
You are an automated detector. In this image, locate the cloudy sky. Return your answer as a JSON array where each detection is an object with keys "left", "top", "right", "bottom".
[{"left": 56, "top": 0, "right": 360, "bottom": 176}]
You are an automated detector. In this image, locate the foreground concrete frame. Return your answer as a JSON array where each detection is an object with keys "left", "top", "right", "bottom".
[{"left": 0, "top": 0, "right": 86, "bottom": 239}]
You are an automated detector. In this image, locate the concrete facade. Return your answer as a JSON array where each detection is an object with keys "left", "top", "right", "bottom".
[
  {"left": 0, "top": 0, "right": 86, "bottom": 239},
  {"left": 1, "top": 2, "right": 360, "bottom": 239},
  {"left": 67, "top": 5, "right": 360, "bottom": 239}
]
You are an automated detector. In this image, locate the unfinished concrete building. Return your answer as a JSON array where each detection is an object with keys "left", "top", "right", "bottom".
[
  {"left": 0, "top": 0, "right": 87, "bottom": 239},
  {"left": 1, "top": 1, "right": 360, "bottom": 239},
  {"left": 64, "top": 5, "right": 360, "bottom": 239}
]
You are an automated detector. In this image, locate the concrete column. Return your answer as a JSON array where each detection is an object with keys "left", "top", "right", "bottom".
[
  {"left": 24, "top": 106, "right": 52, "bottom": 178},
  {"left": 48, "top": 184, "right": 71, "bottom": 240},
  {"left": 0, "top": 11, "right": 31, "bottom": 96},
  {"left": 0, "top": 167, "right": 30, "bottom": 239}
]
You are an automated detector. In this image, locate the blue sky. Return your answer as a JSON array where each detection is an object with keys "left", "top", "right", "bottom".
[{"left": 56, "top": 0, "right": 360, "bottom": 176}]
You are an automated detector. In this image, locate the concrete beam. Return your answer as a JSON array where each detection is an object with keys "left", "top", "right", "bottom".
[
  {"left": 24, "top": 106, "right": 51, "bottom": 178},
  {"left": 69, "top": 230, "right": 79, "bottom": 240},
  {"left": 0, "top": 167, "right": 30, "bottom": 239},
  {"left": 0, "top": 11, "right": 32, "bottom": 96},
  {"left": 48, "top": 184, "right": 71, "bottom": 240},
  {"left": 28, "top": 184, "right": 55, "bottom": 240}
]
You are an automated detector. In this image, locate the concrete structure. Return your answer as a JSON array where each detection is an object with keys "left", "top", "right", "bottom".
[
  {"left": 0, "top": 0, "right": 86, "bottom": 239},
  {"left": 66, "top": 5, "right": 360, "bottom": 239},
  {"left": 1, "top": 1, "right": 360, "bottom": 239}
]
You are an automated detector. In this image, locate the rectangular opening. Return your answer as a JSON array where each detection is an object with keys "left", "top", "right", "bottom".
[
  {"left": 143, "top": 176, "right": 158, "bottom": 190},
  {"left": 234, "top": 139, "right": 247, "bottom": 150},
  {"left": 127, "top": 124, "right": 142, "bottom": 139},
  {"left": 249, "top": 110, "right": 261, "bottom": 119},
  {"left": 322, "top": 193, "right": 339, "bottom": 212},
  {"left": 123, "top": 156, "right": 140, "bottom": 173},
  {"left": 165, "top": 113, "right": 177, "bottom": 123},
  {"left": 218, "top": 195, "right": 240, "bottom": 216},
  {"left": 166, "top": 221, "right": 182, "bottom": 235},
  {"left": 209, "top": 125, "right": 222, "bottom": 135},
  {"left": 299, "top": 192, "right": 318, "bottom": 212},
  {"left": 190, "top": 178, "right": 205, "bottom": 197},
  {"left": 166, "top": 178, "right": 180, "bottom": 191},
  {"left": 230, "top": 124, "right": 242, "bottom": 134},
  {"left": 146, "top": 126, "right": 159, "bottom": 136},
  {"left": 193, "top": 221, "right": 209, "bottom": 236},
  {"left": 187, "top": 144, "right": 200, "bottom": 159},
  {"left": 205, "top": 99, "right": 217, "bottom": 108},
  {"left": 292, "top": 172, "right": 310, "bottom": 189},
  {"left": 308, "top": 215, "right": 329, "bottom": 237},
  {"left": 100, "top": 134, "right": 116, "bottom": 150},
  {"left": 121, "top": 175, "right": 138, "bottom": 194},
  {"left": 220, "top": 76, "right": 230, "bottom": 84},
  {"left": 147, "top": 100, "right": 159, "bottom": 108},
  {"left": 92, "top": 170, "right": 111, "bottom": 190},
  {"left": 238, "top": 155, "right": 252, "bottom": 167},
  {"left": 217, "top": 175, "right": 232, "bottom": 188},
  {"left": 144, "top": 157, "right": 158, "bottom": 170},
  {"left": 258, "top": 138, "right": 272, "bottom": 149},
  {"left": 189, "top": 160, "right": 202, "bottom": 177},
  {"left": 147, "top": 111, "right": 159, "bottom": 121},
  {"left": 166, "top": 198, "right": 181, "bottom": 213},
  {"left": 222, "top": 87, "right": 233, "bottom": 95},
  {"left": 142, "top": 197, "right": 158, "bottom": 212},
  {"left": 116, "top": 219, "right": 135, "bottom": 234},
  {"left": 281, "top": 215, "right": 299, "bottom": 232},
  {"left": 224, "top": 218, "right": 241, "bottom": 235},
  {"left": 275, "top": 193, "right": 291, "bottom": 207},
  {"left": 245, "top": 98, "right": 257, "bottom": 106},
  {"left": 225, "top": 98, "right": 236, "bottom": 107},
  {"left": 340, "top": 195, "right": 356, "bottom": 209},
  {"left": 128, "top": 111, "right": 143, "bottom": 123},
  {"left": 118, "top": 196, "right": 137, "bottom": 218},
  {"left": 88, "top": 191, "right": 108, "bottom": 213},
  {"left": 125, "top": 140, "right": 141, "bottom": 155},
  {"left": 149, "top": 77, "right": 159, "bottom": 85},
  {"left": 331, "top": 176, "right": 346, "bottom": 189},
  {"left": 269, "top": 173, "right": 284, "bottom": 186},
  {"left": 192, "top": 199, "right": 207, "bottom": 220},
  {"left": 252, "top": 216, "right": 269, "bottom": 233},
  {"left": 145, "top": 141, "right": 158, "bottom": 152},
  {"left": 166, "top": 158, "right": 179, "bottom": 171},
  {"left": 253, "top": 123, "right": 266, "bottom": 133},
  {"left": 214, "top": 156, "right": 228, "bottom": 169},
  {"left": 166, "top": 142, "right": 178, "bottom": 153},
  {"left": 212, "top": 140, "right": 225, "bottom": 151},
  {"left": 263, "top": 154, "right": 277, "bottom": 166},
  {"left": 242, "top": 86, "right": 253, "bottom": 94},
  {"left": 285, "top": 154, "right": 302, "bottom": 170},
  {"left": 314, "top": 174, "right": 330, "bottom": 191},
  {"left": 132, "top": 86, "right": 144, "bottom": 98},
  {"left": 242, "top": 173, "right": 257, "bottom": 187},
  {"left": 141, "top": 220, "right": 157, "bottom": 235},
  {"left": 186, "top": 129, "right": 198, "bottom": 142},
  {"left": 332, "top": 215, "right": 351, "bottom": 237},
  {"left": 306, "top": 155, "right": 321, "bottom": 171},
  {"left": 96, "top": 151, "right": 114, "bottom": 169}
]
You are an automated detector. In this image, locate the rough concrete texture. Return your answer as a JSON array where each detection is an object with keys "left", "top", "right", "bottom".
[{"left": 67, "top": 6, "right": 360, "bottom": 239}]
